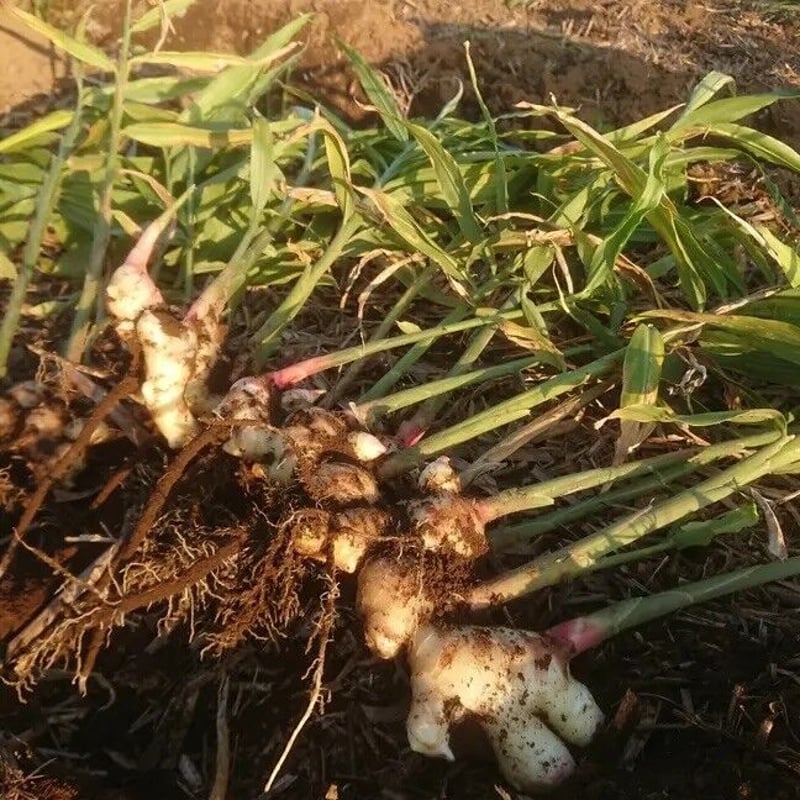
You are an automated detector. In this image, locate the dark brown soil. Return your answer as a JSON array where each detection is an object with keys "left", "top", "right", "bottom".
[{"left": 2, "top": 310, "right": 800, "bottom": 800}]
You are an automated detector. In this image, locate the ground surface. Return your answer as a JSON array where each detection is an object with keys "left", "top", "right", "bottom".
[
  {"left": 2, "top": 1, "right": 800, "bottom": 799},
  {"left": 3, "top": 1, "right": 800, "bottom": 135}
]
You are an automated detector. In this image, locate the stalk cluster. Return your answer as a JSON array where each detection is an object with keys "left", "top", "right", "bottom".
[
  {"left": 101, "top": 224, "right": 799, "bottom": 794},
  {"left": 103, "top": 242, "right": 606, "bottom": 791}
]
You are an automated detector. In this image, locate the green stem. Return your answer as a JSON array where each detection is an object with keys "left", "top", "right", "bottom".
[
  {"left": 378, "top": 349, "right": 624, "bottom": 478},
  {"left": 268, "top": 309, "right": 526, "bottom": 388},
  {"left": 326, "top": 263, "right": 438, "bottom": 406},
  {"left": 359, "top": 304, "right": 470, "bottom": 403},
  {"left": 489, "top": 429, "right": 783, "bottom": 550},
  {"left": 549, "top": 556, "right": 800, "bottom": 656},
  {"left": 0, "top": 77, "right": 84, "bottom": 377},
  {"left": 182, "top": 147, "right": 197, "bottom": 304},
  {"left": 353, "top": 355, "right": 541, "bottom": 427},
  {"left": 187, "top": 127, "right": 320, "bottom": 323},
  {"left": 398, "top": 296, "right": 513, "bottom": 444},
  {"left": 460, "top": 382, "right": 612, "bottom": 487},
  {"left": 186, "top": 214, "right": 262, "bottom": 323},
  {"left": 65, "top": 0, "right": 132, "bottom": 361},
  {"left": 470, "top": 435, "right": 798, "bottom": 607}
]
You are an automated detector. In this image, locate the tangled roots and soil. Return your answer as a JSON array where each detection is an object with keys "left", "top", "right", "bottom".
[{"left": 202, "top": 515, "right": 313, "bottom": 654}]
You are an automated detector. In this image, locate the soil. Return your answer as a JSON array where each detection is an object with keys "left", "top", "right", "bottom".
[
  {"left": 3, "top": 1, "right": 800, "bottom": 137},
  {"left": 2, "top": 2, "right": 800, "bottom": 800}
]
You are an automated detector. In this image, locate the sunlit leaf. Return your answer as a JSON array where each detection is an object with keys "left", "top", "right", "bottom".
[
  {"left": 130, "top": 0, "right": 198, "bottom": 33},
  {"left": 9, "top": 6, "right": 115, "bottom": 72},
  {"left": 403, "top": 120, "right": 483, "bottom": 243},
  {"left": 250, "top": 112, "right": 277, "bottom": 215},
  {"left": 674, "top": 71, "right": 736, "bottom": 120},
  {"left": 610, "top": 404, "right": 787, "bottom": 432},
  {"left": 339, "top": 39, "right": 408, "bottom": 143},
  {"left": 123, "top": 122, "right": 253, "bottom": 148},
  {"left": 0, "top": 110, "right": 73, "bottom": 155}
]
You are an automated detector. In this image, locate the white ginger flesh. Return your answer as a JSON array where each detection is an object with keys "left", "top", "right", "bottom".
[
  {"left": 136, "top": 310, "right": 199, "bottom": 449},
  {"left": 105, "top": 220, "right": 228, "bottom": 448},
  {"left": 135, "top": 308, "right": 227, "bottom": 451},
  {"left": 419, "top": 456, "right": 461, "bottom": 495},
  {"left": 356, "top": 557, "right": 434, "bottom": 659},
  {"left": 105, "top": 261, "right": 164, "bottom": 335},
  {"left": 216, "top": 377, "right": 296, "bottom": 480},
  {"left": 347, "top": 431, "right": 387, "bottom": 463},
  {"left": 326, "top": 508, "right": 389, "bottom": 571},
  {"left": 407, "top": 624, "right": 604, "bottom": 793},
  {"left": 409, "top": 495, "right": 487, "bottom": 559},
  {"left": 183, "top": 311, "right": 225, "bottom": 415}
]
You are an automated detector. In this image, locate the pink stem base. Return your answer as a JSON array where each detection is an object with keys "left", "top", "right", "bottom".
[
  {"left": 269, "top": 356, "right": 333, "bottom": 389},
  {"left": 396, "top": 421, "right": 426, "bottom": 448},
  {"left": 545, "top": 617, "right": 608, "bottom": 658}
]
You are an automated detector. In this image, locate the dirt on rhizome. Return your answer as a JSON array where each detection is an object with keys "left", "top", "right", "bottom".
[{"left": 2, "top": 1, "right": 800, "bottom": 799}]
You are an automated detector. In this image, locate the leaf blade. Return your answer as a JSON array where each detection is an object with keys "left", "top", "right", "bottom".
[
  {"left": 339, "top": 39, "right": 409, "bottom": 142},
  {"left": 9, "top": 6, "right": 115, "bottom": 71}
]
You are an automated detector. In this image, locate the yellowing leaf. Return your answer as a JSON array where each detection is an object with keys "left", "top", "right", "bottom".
[{"left": 498, "top": 321, "right": 566, "bottom": 370}]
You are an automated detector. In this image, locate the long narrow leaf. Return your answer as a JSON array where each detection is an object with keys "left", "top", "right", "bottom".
[
  {"left": 359, "top": 186, "right": 470, "bottom": 297},
  {"left": 130, "top": 0, "right": 198, "bottom": 33},
  {"left": 339, "top": 40, "right": 408, "bottom": 143},
  {"left": 9, "top": 6, "right": 114, "bottom": 72},
  {"left": 403, "top": 121, "right": 483, "bottom": 243},
  {"left": 0, "top": 110, "right": 74, "bottom": 155}
]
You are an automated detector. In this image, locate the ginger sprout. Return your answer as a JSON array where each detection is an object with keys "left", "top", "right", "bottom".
[
  {"left": 347, "top": 431, "right": 388, "bottom": 463},
  {"left": 105, "top": 252, "right": 164, "bottom": 337}
]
